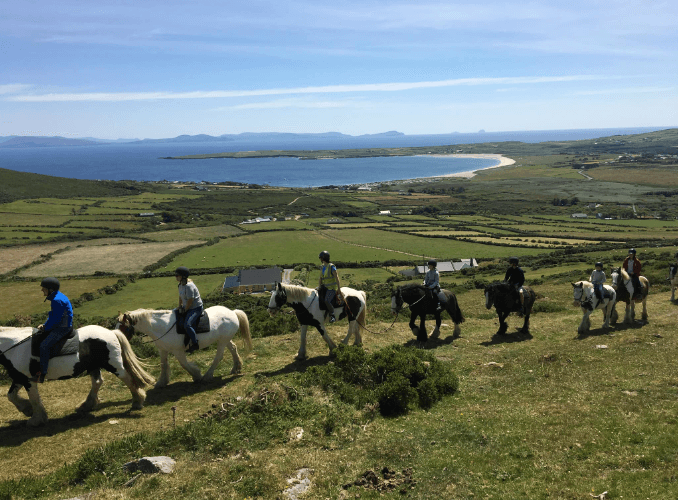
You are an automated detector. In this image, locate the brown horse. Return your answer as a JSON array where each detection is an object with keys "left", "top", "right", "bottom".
[{"left": 610, "top": 267, "right": 649, "bottom": 324}]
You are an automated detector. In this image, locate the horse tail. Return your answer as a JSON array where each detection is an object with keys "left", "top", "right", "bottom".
[
  {"left": 114, "top": 330, "right": 155, "bottom": 388},
  {"left": 449, "top": 294, "right": 465, "bottom": 324},
  {"left": 234, "top": 309, "right": 253, "bottom": 351},
  {"left": 357, "top": 291, "right": 367, "bottom": 333}
]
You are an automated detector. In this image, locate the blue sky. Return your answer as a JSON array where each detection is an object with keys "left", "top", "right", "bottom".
[{"left": 1, "top": 0, "right": 676, "bottom": 139}]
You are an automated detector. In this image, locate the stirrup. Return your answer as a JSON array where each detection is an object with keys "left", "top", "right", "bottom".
[
  {"left": 29, "top": 372, "right": 45, "bottom": 383},
  {"left": 329, "top": 315, "right": 336, "bottom": 323},
  {"left": 187, "top": 343, "right": 199, "bottom": 354}
]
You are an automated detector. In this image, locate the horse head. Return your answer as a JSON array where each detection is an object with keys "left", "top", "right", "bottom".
[
  {"left": 267, "top": 282, "right": 287, "bottom": 316},
  {"left": 390, "top": 287, "right": 403, "bottom": 315},
  {"left": 117, "top": 313, "right": 136, "bottom": 339},
  {"left": 484, "top": 283, "right": 498, "bottom": 309},
  {"left": 610, "top": 267, "right": 622, "bottom": 289},
  {"left": 572, "top": 281, "right": 585, "bottom": 305}
]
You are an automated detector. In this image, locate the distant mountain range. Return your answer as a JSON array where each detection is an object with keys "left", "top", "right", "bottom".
[{"left": 0, "top": 131, "right": 405, "bottom": 148}]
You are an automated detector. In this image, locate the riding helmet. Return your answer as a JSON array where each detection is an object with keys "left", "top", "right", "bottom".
[
  {"left": 595, "top": 262, "right": 603, "bottom": 268},
  {"left": 427, "top": 259, "right": 437, "bottom": 267},
  {"left": 319, "top": 250, "right": 330, "bottom": 262},
  {"left": 508, "top": 257, "right": 519, "bottom": 265},
  {"left": 40, "top": 277, "right": 60, "bottom": 291},
  {"left": 175, "top": 266, "right": 190, "bottom": 278},
  {"left": 628, "top": 248, "right": 636, "bottom": 255}
]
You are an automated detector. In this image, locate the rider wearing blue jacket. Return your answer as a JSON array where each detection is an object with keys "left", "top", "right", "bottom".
[{"left": 35, "top": 277, "right": 73, "bottom": 383}]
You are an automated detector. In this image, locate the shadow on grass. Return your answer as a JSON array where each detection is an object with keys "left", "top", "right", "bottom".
[
  {"left": 256, "top": 355, "right": 333, "bottom": 378},
  {"left": 144, "top": 375, "right": 241, "bottom": 407},
  {"left": 575, "top": 327, "right": 614, "bottom": 339},
  {"left": 479, "top": 329, "right": 533, "bottom": 346},
  {"left": 403, "top": 332, "right": 459, "bottom": 350},
  {"left": 0, "top": 405, "right": 143, "bottom": 447}
]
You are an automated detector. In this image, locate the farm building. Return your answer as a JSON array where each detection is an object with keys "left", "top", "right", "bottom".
[
  {"left": 222, "top": 266, "right": 283, "bottom": 294},
  {"left": 399, "top": 259, "right": 478, "bottom": 277}
]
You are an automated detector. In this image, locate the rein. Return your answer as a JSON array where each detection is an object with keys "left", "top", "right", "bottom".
[
  {"left": 121, "top": 314, "right": 177, "bottom": 345},
  {"left": 0, "top": 334, "right": 34, "bottom": 357}
]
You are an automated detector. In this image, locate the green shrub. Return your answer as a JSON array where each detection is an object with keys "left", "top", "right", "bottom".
[{"left": 299, "top": 344, "right": 458, "bottom": 417}]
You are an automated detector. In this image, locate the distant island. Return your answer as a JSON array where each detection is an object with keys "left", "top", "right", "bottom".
[{"left": 0, "top": 136, "right": 101, "bottom": 148}]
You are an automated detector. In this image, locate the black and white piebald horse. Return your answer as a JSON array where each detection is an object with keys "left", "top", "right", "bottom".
[
  {"left": 0, "top": 325, "right": 155, "bottom": 427},
  {"left": 610, "top": 267, "right": 650, "bottom": 324},
  {"left": 118, "top": 306, "right": 252, "bottom": 386},
  {"left": 267, "top": 283, "right": 367, "bottom": 360},
  {"left": 669, "top": 263, "right": 677, "bottom": 302},
  {"left": 391, "top": 284, "right": 464, "bottom": 342},
  {"left": 484, "top": 282, "right": 536, "bottom": 335},
  {"left": 572, "top": 281, "right": 616, "bottom": 334}
]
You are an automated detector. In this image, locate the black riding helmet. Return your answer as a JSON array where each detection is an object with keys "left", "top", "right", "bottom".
[
  {"left": 628, "top": 248, "right": 637, "bottom": 255},
  {"left": 427, "top": 259, "right": 437, "bottom": 267},
  {"left": 319, "top": 250, "right": 330, "bottom": 262},
  {"left": 175, "top": 266, "right": 190, "bottom": 278},
  {"left": 40, "top": 277, "right": 60, "bottom": 291},
  {"left": 595, "top": 262, "right": 603, "bottom": 268},
  {"left": 508, "top": 257, "right": 519, "bottom": 265}
]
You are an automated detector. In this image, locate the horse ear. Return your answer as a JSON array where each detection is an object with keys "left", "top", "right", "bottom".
[{"left": 277, "top": 282, "right": 282, "bottom": 291}]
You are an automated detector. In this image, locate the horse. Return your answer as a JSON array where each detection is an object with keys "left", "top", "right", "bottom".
[
  {"left": 390, "top": 284, "right": 464, "bottom": 342},
  {"left": 572, "top": 281, "right": 617, "bottom": 334},
  {"left": 118, "top": 306, "right": 252, "bottom": 387},
  {"left": 669, "top": 264, "right": 678, "bottom": 301},
  {"left": 484, "top": 282, "right": 536, "bottom": 335},
  {"left": 0, "top": 325, "right": 155, "bottom": 427},
  {"left": 267, "top": 283, "right": 367, "bottom": 360},
  {"left": 610, "top": 267, "right": 649, "bottom": 324}
]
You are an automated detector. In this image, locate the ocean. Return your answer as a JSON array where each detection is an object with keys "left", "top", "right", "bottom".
[{"left": 0, "top": 127, "right": 665, "bottom": 187}]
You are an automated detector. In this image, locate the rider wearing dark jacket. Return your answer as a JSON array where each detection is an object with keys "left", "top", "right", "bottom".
[
  {"left": 504, "top": 257, "right": 526, "bottom": 313},
  {"left": 622, "top": 248, "right": 642, "bottom": 296},
  {"left": 35, "top": 277, "right": 73, "bottom": 383}
]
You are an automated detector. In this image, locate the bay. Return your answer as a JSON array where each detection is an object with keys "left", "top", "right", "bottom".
[{"left": 0, "top": 127, "right": 664, "bottom": 187}]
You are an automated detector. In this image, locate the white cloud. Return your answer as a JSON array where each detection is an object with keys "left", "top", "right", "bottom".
[
  {"left": 7, "top": 75, "right": 607, "bottom": 102},
  {"left": 0, "top": 84, "right": 32, "bottom": 95}
]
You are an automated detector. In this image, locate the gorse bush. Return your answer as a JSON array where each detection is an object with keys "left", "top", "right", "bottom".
[{"left": 299, "top": 344, "right": 458, "bottom": 416}]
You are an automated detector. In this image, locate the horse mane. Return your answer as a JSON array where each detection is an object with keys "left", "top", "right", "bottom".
[
  {"left": 620, "top": 268, "right": 630, "bottom": 280},
  {"left": 120, "top": 308, "right": 172, "bottom": 324},
  {"left": 281, "top": 284, "right": 315, "bottom": 303},
  {"left": 486, "top": 281, "right": 512, "bottom": 293}
]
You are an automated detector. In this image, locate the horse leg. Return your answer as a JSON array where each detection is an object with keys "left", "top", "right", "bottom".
[
  {"left": 610, "top": 303, "right": 618, "bottom": 324},
  {"left": 203, "top": 341, "right": 227, "bottom": 381},
  {"left": 641, "top": 298, "right": 648, "bottom": 322},
  {"left": 155, "top": 349, "right": 171, "bottom": 388},
  {"left": 497, "top": 311, "right": 509, "bottom": 335},
  {"left": 521, "top": 312, "right": 530, "bottom": 334},
  {"left": 409, "top": 312, "right": 419, "bottom": 338},
  {"left": 602, "top": 302, "right": 611, "bottom": 329},
  {"left": 417, "top": 315, "right": 428, "bottom": 342},
  {"left": 26, "top": 383, "right": 48, "bottom": 427},
  {"left": 296, "top": 325, "right": 308, "bottom": 360},
  {"left": 578, "top": 309, "right": 590, "bottom": 334},
  {"left": 625, "top": 302, "right": 634, "bottom": 324},
  {"left": 225, "top": 340, "right": 243, "bottom": 375},
  {"left": 430, "top": 314, "right": 441, "bottom": 340},
  {"left": 7, "top": 383, "right": 33, "bottom": 417},
  {"left": 77, "top": 369, "right": 103, "bottom": 413},
  {"left": 317, "top": 325, "right": 337, "bottom": 355},
  {"left": 173, "top": 351, "right": 203, "bottom": 383}
]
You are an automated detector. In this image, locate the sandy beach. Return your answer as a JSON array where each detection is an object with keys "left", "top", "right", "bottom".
[{"left": 417, "top": 153, "right": 516, "bottom": 179}]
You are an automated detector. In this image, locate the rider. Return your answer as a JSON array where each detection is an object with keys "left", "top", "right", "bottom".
[
  {"left": 34, "top": 277, "right": 73, "bottom": 383},
  {"left": 622, "top": 248, "right": 642, "bottom": 297},
  {"left": 589, "top": 262, "right": 606, "bottom": 303},
  {"left": 504, "top": 257, "right": 526, "bottom": 314},
  {"left": 318, "top": 250, "right": 343, "bottom": 323},
  {"left": 422, "top": 259, "right": 447, "bottom": 311},
  {"left": 176, "top": 266, "right": 202, "bottom": 354}
]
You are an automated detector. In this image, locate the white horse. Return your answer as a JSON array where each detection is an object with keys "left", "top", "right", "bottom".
[
  {"left": 118, "top": 306, "right": 252, "bottom": 387},
  {"left": 610, "top": 267, "right": 649, "bottom": 324},
  {"left": 0, "top": 325, "right": 155, "bottom": 427},
  {"left": 669, "top": 264, "right": 677, "bottom": 301},
  {"left": 267, "top": 283, "right": 367, "bottom": 360},
  {"left": 572, "top": 281, "right": 616, "bottom": 334}
]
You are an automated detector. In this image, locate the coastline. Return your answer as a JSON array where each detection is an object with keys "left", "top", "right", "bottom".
[{"left": 416, "top": 153, "right": 516, "bottom": 179}]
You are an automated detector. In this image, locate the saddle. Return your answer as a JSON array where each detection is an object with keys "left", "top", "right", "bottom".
[
  {"left": 175, "top": 309, "right": 211, "bottom": 338},
  {"left": 317, "top": 286, "right": 343, "bottom": 310},
  {"left": 31, "top": 329, "right": 78, "bottom": 359}
]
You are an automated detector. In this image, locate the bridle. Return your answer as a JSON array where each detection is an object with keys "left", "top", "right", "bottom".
[{"left": 118, "top": 313, "right": 177, "bottom": 344}]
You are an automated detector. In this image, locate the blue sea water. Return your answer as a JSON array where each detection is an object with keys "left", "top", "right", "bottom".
[{"left": 0, "top": 127, "right": 666, "bottom": 187}]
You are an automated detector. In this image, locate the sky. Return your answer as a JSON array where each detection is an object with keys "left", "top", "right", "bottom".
[{"left": 0, "top": 0, "right": 677, "bottom": 139}]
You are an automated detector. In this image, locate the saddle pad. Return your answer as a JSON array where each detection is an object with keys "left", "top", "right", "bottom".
[
  {"left": 31, "top": 330, "right": 78, "bottom": 359},
  {"left": 175, "top": 310, "right": 210, "bottom": 336}
]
